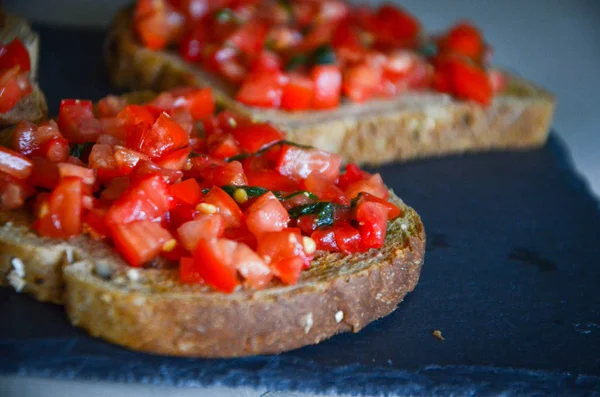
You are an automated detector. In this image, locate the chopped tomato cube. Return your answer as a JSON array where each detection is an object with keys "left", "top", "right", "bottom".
[
  {"left": 232, "top": 242, "right": 272, "bottom": 289},
  {"left": 371, "top": 5, "right": 420, "bottom": 46},
  {"left": 223, "top": 226, "right": 257, "bottom": 250},
  {"left": 134, "top": 0, "right": 184, "bottom": 50},
  {"left": 281, "top": 74, "right": 314, "bottom": 111},
  {"left": 28, "top": 156, "right": 59, "bottom": 189},
  {"left": 332, "top": 221, "right": 362, "bottom": 253},
  {"left": 0, "top": 66, "right": 30, "bottom": 113},
  {"left": 156, "top": 147, "right": 191, "bottom": 170},
  {"left": 439, "top": 22, "right": 484, "bottom": 61},
  {"left": 342, "top": 63, "right": 381, "bottom": 102},
  {"left": 250, "top": 50, "right": 283, "bottom": 74},
  {"left": 179, "top": 256, "right": 203, "bottom": 284},
  {"left": 355, "top": 200, "right": 389, "bottom": 249},
  {"left": 0, "top": 172, "right": 33, "bottom": 210},
  {"left": 83, "top": 207, "right": 110, "bottom": 240},
  {"left": 357, "top": 193, "right": 402, "bottom": 220},
  {"left": 202, "top": 160, "right": 248, "bottom": 187},
  {"left": 110, "top": 220, "right": 173, "bottom": 267},
  {"left": 245, "top": 192, "right": 290, "bottom": 237},
  {"left": 167, "top": 205, "right": 198, "bottom": 229},
  {"left": 311, "top": 228, "right": 339, "bottom": 251},
  {"left": 0, "top": 146, "right": 33, "bottom": 180},
  {"left": 236, "top": 71, "right": 287, "bottom": 108},
  {"left": 207, "top": 132, "right": 242, "bottom": 159},
  {"left": 96, "top": 95, "right": 128, "bottom": 117},
  {"left": 433, "top": 56, "right": 492, "bottom": 105},
  {"left": 257, "top": 230, "right": 309, "bottom": 284},
  {"left": 337, "top": 163, "right": 369, "bottom": 190},
  {"left": 231, "top": 123, "right": 284, "bottom": 153},
  {"left": 311, "top": 65, "right": 342, "bottom": 109},
  {"left": 130, "top": 160, "right": 183, "bottom": 184},
  {"left": 202, "top": 186, "right": 243, "bottom": 228},
  {"left": 169, "top": 178, "right": 202, "bottom": 206},
  {"left": 105, "top": 174, "right": 172, "bottom": 225},
  {"left": 303, "top": 173, "right": 349, "bottom": 205},
  {"left": 117, "top": 104, "right": 158, "bottom": 130},
  {"left": 127, "top": 112, "right": 189, "bottom": 159},
  {"left": 34, "top": 176, "right": 83, "bottom": 239},
  {"left": 277, "top": 144, "right": 342, "bottom": 181},
  {"left": 245, "top": 169, "right": 300, "bottom": 192},
  {"left": 177, "top": 213, "right": 225, "bottom": 251},
  {"left": 344, "top": 173, "right": 388, "bottom": 200},
  {"left": 228, "top": 20, "right": 269, "bottom": 55},
  {"left": 0, "top": 39, "right": 31, "bottom": 72},
  {"left": 179, "top": 26, "right": 206, "bottom": 63},
  {"left": 57, "top": 162, "right": 96, "bottom": 185},
  {"left": 192, "top": 238, "right": 239, "bottom": 292},
  {"left": 57, "top": 99, "right": 103, "bottom": 144},
  {"left": 153, "top": 87, "right": 215, "bottom": 121}
]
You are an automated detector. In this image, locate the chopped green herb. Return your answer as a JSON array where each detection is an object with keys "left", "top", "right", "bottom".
[
  {"left": 285, "top": 54, "right": 308, "bottom": 71},
  {"left": 69, "top": 142, "right": 94, "bottom": 159},
  {"left": 313, "top": 44, "right": 337, "bottom": 65},
  {"left": 215, "top": 8, "right": 236, "bottom": 23},
  {"left": 282, "top": 191, "right": 319, "bottom": 201},
  {"left": 418, "top": 42, "right": 438, "bottom": 58},
  {"left": 289, "top": 202, "right": 335, "bottom": 227},
  {"left": 222, "top": 185, "right": 270, "bottom": 198},
  {"left": 226, "top": 140, "right": 313, "bottom": 162}
]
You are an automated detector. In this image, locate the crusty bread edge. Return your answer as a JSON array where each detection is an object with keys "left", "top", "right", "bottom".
[{"left": 105, "top": 7, "right": 556, "bottom": 165}]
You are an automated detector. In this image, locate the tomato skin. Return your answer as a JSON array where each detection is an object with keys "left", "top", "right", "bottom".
[
  {"left": 439, "top": 22, "right": 484, "bottom": 61},
  {"left": 0, "top": 39, "right": 31, "bottom": 72},
  {"left": 257, "top": 230, "right": 309, "bottom": 284},
  {"left": 58, "top": 99, "right": 103, "bottom": 144},
  {"left": 333, "top": 222, "right": 362, "bottom": 253},
  {"left": 167, "top": 205, "right": 198, "bottom": 229},
  {"left": 0, "top": 66, "right": 29, "bottom": 113},
  {"left": 0, "top": 172, "right": 33, "bottom": 210},
  {"left": 130, "top": 159, "right": 183, "bottom": 184},
  {"left": 12, "top": 120, "right": 68, "bottom": 162},
  {"left": 57, "top": 162, "right": 96, "bottom": 185},
  {"left": 236, "top": 71, "right": 287, "bottom": 108},
  {"left": 355, "top": 200, "right": 389, "bottom": 249},
  {"left": 152, "top": 87, "right": 215, "bottom": 120},
  {"left": 179, "top": 27, "right": 206, "bottom": 62},
  {"left": 169, "top": 178, "right": 202, "bottom": 206},
  {"left": 110, "top": 220, "right": 173, "bottom": 267},
  {"left": 179, "top": 256, "right": 203, "bottom": 283},
  {"left": 277, "top": 144, "right": 342, "bottom": 182},
  {"left": 303, "top": 172, "right": 349, "bottom": 205},
  {"left": 245, "top": 192, "right": 290, "bottom": 237},
  {"left": 34, "top": 176, "right": 83, "bottom": 239},
  {"left": 202, "top": 186, "right": 243, "bottom": 228},
  {"left": 433, "top": 56, "right": 492, "bottom": 105},
  {"left": 207, "top": 132, "right": 242, "bottom": 159},
  {"left": 0, "top": 146, "right": 33, "bottom": 180},
  {"left": 223, "top": 226, "right": 257, "bottom": 250},
  {"left": 200, "top": 160, "right": 247, "bottom": 187},
  {"left": 177, "top": 213, "right": 225, "bottom": 251},
  {"left": 310, "top": 229, "right": 338, "bottom": 251},
  {"left": 127, "top": 112, "right": 189, "bottom": 159},
  {"left": 28, "top": 157, "right": 59, "bottom": 189},
  {"left": 357, "top": 192, "right": 402, "bottom": 220},
  {"left": 155, "top": 147, "right": 191, "bottom": 170},
  {"left": 193, "top": 238, "right": 239, "bottom": 292},
  {"left": 344, "top": 173, "right": 388, "bottom": 200},
  {"left": 231, "top": 123, "right": 284, "bottom": 153},
  {"left": 311, "top": 65, "right": 342, "bottom": 110},
  {"left": 105, "top": 174, "right": 172, "bottom": 225},
  {"left": 281, "top": 75, "right": 313, "bottom": 111}
]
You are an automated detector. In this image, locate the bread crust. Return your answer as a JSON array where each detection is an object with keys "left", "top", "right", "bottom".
[
  {"left": 105, "top": 8, "right": 556, "bottom": 165},
  {"left": 0, "top": 12, "right": 48, "bottom": 127}
]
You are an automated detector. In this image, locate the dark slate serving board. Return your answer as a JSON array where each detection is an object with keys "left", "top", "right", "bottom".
[{"left": 1, "top": 26, "right": 600, "bottom": 396}]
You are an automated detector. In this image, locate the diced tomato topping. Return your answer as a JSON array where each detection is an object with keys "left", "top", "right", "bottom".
[
  {"left": 34, "top": 177, "right": 83, "bottom": 239},
  {"left": 277, "top": 144, "right": 342, "bottom": 181},
  {"left": 332, "top": 221, "right": 362, "bottom": 253},
  {"left": 343, "top": 63, "right": 381, "bottom": 102},
  {"left": 245, "top": 192, "right": 289, "bottom": 237},
  {"left": 303, "top": 172, "right": 349, "bottom": 205},
  {"left": 371, "top": 4, "right": 420, "bottom": 46},
  {"left": 153, "top": 87, "right": 215, "bottom": 120},
  {"left": 0, "top": 39, "right": 31, "bottom": 72},
  {"left": 28, "top": 157, "right": 59, "bottom": 189},
  {"left": 202, "top": 186, "right": 243, "bottom": 228},
  {"left": 201, "top": 160, "right": 247, "bottom": 187},
  {"left": 207, "top": 132, "right": 242, "bottom": 159},
  {"left": 344, "top": 173, "right": 388, "bottom": 200},
  {"left": 0, "top": 66, "right": 30, "bottom": 113},
  {"left": 83, "top": 207, "right": 110, "bottom": 240},
  {"left": 169, "top": 178, "right": 202, "bottom": 206},
  {"left": 338, "top": 163, "right": 369, "bottom": 190},
  {"left": 236, "top": 71, "right": 287, "bottom": 108},
  {"left": 134, "top": 0, "right": 184, "bottom": 50},
  {"left": 57, "top": 162, "right": 96, "bottom": 185},
  {"left": 127, "top": 112, "right": 189, "bottom": 159},
  {"left": 111, "top": 220, "right": 173, "bottom": 267},
  {"left": 177, "top": 213, "right": 225, "bottom": 251},
  {"left": 433, "top": 56, "right": 492, "bottom": 105},
  {"left": 97, "top": 95, "right": 128, "bottom": 118},
  {"left": 311, "top": 229, "right": 338, "bottom": 251},
  {"left": 0, "top": 146, "right": 33, "bottom": 179},
  {"left": 58, "top": 99, "right": 103, "bottom": 144},
  {"left": 281, "top": 74, "right": 314, "bottom": 111},
  {"left": 0, "top": 172, "right": 33, "bottom": 210},
  {"left": 223, "top": 226, "right": 257, "bottom": 249},
  {"left": 257, "top": 231, "right": 310, "bottom": 284},
  {"left": 130, "top": 160, "right": 183, "bottom": 184},
  {"left": 105, "top": 174, "right": 172, "bottom": 225},
  {"left": 232, "top": 242, "right": 272, "bottom": 289},
  {"left": 179, "top": 26, "right": 206, "bottom": 63},
  {"left": 357, "top": 193, "right": 402, "bottom": 220},
  {"left": 230, "top": 123, "right": 284, "bottom": 153},
  {"left": 311, "top": 65, "right": 342, "bottom": 110},
  {"left": 179, "top": 256, "right": 202, "bottom": 284},
  {"left": 250, "top": 50, "right": 283, "bottom": 74},
  {"left": 192, "top": 238, "right": 239, "bottom": 292},
  {"left": 156, "top": 147, "right": 191, "bottom": 170},
  {"left": 355, "top": 200, "right": 389, "bottom": 249},
  {"left": 228, "top": 20, "right": 269, "bottom": 55},
  {"left": 12, "top": 120, "right": 69, "bottom": 162},
  {"left": 439, "top": 22, "right": 484, "bottom": 61}
]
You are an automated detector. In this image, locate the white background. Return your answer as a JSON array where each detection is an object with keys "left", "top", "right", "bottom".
[{"left": 1, "top": 0, "right": 599, "bottom": 396}]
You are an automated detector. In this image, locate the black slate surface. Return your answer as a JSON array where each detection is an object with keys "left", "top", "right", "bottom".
[{"left": 1, "top": 26, "right": 600, "bottom": 396}]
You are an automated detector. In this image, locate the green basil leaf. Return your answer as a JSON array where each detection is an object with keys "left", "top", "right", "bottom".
[
  {"left": 226, "top": 140, "right": 314, "bottom": 162},
  {"left": 419, "top": 42, "right": 438, "bottom": 58},
  {"left": 314, "top": 202, "right": 335, "bottom": 228},
  {"left": 286, "top": 54, "right": 308, "bottom": 71},
  {"left": 313, "top": 44, "right": 337, "bottom": 65},
  {"left": 282, "top": 191, "right": 319, "bottom": 201},
  {"left": 215, "top": 8, "right": 236, "bottom": 23},
  {"left": 222, "top": 185, "right": 270, "bottom": 198},
  {"left": 288, "top": 202, "right": 335, "bottom": 229}
]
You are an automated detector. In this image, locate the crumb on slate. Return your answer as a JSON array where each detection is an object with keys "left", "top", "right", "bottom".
[{"left": 432, "top": 330, "right": 445, "bottom": 341}]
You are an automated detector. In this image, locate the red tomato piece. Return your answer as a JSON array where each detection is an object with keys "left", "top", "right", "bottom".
[
  {"left": 12, "top": 120, "right": 68, "bottom": 162},
  {"left": 34, "top": 176, "right": 83, "bottom": 239},
  {"left": 134, "top": 0, "right": 184, "bottom": 50},
  {"left": 0, "top": 66, "right": 30, "bottom": 113},
  {"left": 281, "top": 74, "right": 314, "bottom": 111},
  {"left": 236, "top": 71, "right": 287, "bottom": 108},
  {"left": 337, "top": 163, "right": 369, "bottom": 190},
  {"left": 207, "top": 132, "right": 242, "bottom": 159},
  {"left": 57, "top": 162, "right": 96, "bottom": 185},
  {"left": 333, "top": 221, "right": 362, "bottom": 253},
  {"left": 343, "top": 63, "right": 381, "bottom": 102},
  {"left": 344, "top": 173, "right": 388, "bottom": 200},
  {"left": 433, "top": 56, "right": 492, "bottom": 105},
  {"left": 303, "top": 173, "right": 349, "bottom": 205},
  {"left": 184, "top": 154, "right": 225, "bottom": 178},
  {"left": 202, "top": 186, "right": 243, "bottom": 228},
  {"left": 0, "top": 146, "right": 33, "bottom": 180},
  {"left": 202, "top": 160, "right": 248, "bottom": 187},
  {"left": 169, "top": 178, "right": 202, "bottom": 206},
  {"left": 111, "top": 220, "right": 173, "bottom": 267},
  {"left": 230, "top": 123, "right": 284, "bottom": 153},
  {"left": 105, "top": 174, "right": 172, "bottom": 225},
  {"left": 0, "top": 39, "right": 31, "bottom": 72},
  {"left": 177, "top": 213, "right": 225, "bottom": 251},
  {"left": 372, "top": 5, "right": 420, "bottom": 46},
  {"left": 130, "top": 160, "right": 183, "bottom": 184},
  {"left": 331, "top": 22, "right": 363, "bottom": 55},
  {"left": 96, "top": 95, "right": 128, "bottom": 118},
  {"left": 257, "top": 230, "right": 309, "bottom": 284},
  {"left": 83, "top": 207, "right": 110, "bottom": 240},
  {"left": 192, "top": 238, "right": 239, "bottom": 292},
  {"left": 232, "top": 242, "right": 272, "bottom": 289},
  {"left": 357, "top": 192, "right": 402, "bottom": 220},
  {"left": 355, "top": 200, "right": 389, "bottom": 249},
  {"left": 310, "top": 229, "right": 339, "bottom": 251},
  {"left": 167, "top": 205, "right": 198, "bottom": 229},
  {"left": 153, "top": 87, "right": 215, "bottom": 121},
  {"left": 223, "top": 226, "right": 257, "bottom": 250},
  {"left": 58, "top": 99, "right": 103, "bottom": 144},
  {"left": 245, "top": 192, "right": 290, "bottom": 237},
  {"left": 245, "top": 169, "right": 300, "bottom": 192},
  {"left": 439, "top": 22, "right": 484, "bottom": 61},
  {"left": 311, "top": 65, "right": 342, "bottom": 110},
  {"left": 277, "top": 144, "right": 342, "bottom": 181},
  {"left": 114, "top": 146, "right": 150, "bottom": 173},
  {"left": 179, "top": 256, "right": 203, "bottom": 284},
  {"left": 28, "top": 157, "right": 59, "bottom": 189},
  {"left": 127, "top": 112, "right": 189, "bottom": 159},
  {"left": 117, "top": 104, "right": 158, "bottom": 130},
  {"left": 250, "top": 50, "right": 283, "bottom": 74},
  {"left": 179, "top": 26, "right": 206, "bottom": 63},
  {"left": 228, "top": 20, "right": 269, "bottom": 55},
  {"left": 0, "top": 172, "right": 33, "bottom": 210},
  {"left": 155, "top": 147, "right": 191, "bottom": 170}
]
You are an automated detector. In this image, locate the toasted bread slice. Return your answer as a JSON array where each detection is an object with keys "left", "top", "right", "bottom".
[
  {"left": 0, "top": 12, "right": 48, "bottom": 127},
  {"left": 0, "top": 191, "right": 424, "bottom": 356},
  {"left": 106, "top": 8, "right": 556, "bottom": 165}
]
